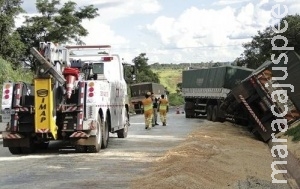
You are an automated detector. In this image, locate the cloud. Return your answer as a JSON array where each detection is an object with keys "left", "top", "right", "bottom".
[
  {"left": 81, "top": 19, "right": 128, "bottom": 46},
  {"left": 144, "top": 2, "right": 275, "bottom": 63},
  {"left": 18, "top": 0, "right": 300, "bottom": 64}
]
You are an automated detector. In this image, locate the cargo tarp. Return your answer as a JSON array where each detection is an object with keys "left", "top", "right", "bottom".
[{"left": 182, "top": 66, "right": 253, "bottom": 90}]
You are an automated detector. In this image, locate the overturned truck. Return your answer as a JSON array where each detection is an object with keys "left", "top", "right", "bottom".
[
  {"left": 182, "top": 66, "right": 253, "bottom": 120},
  {"left": 221, "top": 51, "right": 300, "bottom": 141}
]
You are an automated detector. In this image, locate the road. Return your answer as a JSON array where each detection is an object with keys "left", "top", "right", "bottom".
[{"left": 0, "top": 110, "right": 201, "bottom": 189}]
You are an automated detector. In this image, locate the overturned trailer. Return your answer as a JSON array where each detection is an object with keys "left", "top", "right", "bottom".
[
  {"left": 182, "top": 66, "right": 253, "bottom": 120},
  {"left": 221, "top": 51, "right": 300, "bottom": 141}
]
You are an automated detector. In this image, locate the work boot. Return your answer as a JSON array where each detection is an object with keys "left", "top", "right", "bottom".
[{"left": 163, "top": 122, "right": 166, "bottom": 126}]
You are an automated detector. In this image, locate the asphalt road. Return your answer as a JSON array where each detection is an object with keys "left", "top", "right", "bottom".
[{"left": 0, "top": 109, "right": 201, "bottom": 189}]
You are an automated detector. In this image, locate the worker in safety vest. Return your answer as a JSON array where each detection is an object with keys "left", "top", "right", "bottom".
[
  {"left": 142, "top": 92, "right": 153, "bottom": 129},
  {"left": 159, "top": 94, "right": 169, "bottom": 126},
  {"left": 151, "top": 92, "right": 159, "bottom": 126}
]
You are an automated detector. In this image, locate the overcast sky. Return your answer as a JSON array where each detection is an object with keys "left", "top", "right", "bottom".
[{"left": 17, "top": 0, "right": 300, "bottom": 64}]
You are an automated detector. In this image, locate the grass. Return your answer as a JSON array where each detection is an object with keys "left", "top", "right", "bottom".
[
  {"left": 152, "top": 68, "right": 184, "bottom": 106},
  {"left": 284, "top": 123, "right": 300, "bottom": 142},
  {"left": 152, "top": 68, "right": 182, "bottom": 93}
]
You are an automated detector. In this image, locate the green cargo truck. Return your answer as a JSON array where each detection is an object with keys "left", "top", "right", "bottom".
[
  {"left": 130, "top": 82, "right": 166, "bottom": 114},
  {"left": 182, "top": 66, "right": 253, "bottom": 120}
]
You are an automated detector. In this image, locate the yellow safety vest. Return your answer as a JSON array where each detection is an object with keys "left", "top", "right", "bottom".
[
  {"left": 142, "top": 97, "right": 153, "bottom": 112},
  {"left": 159, "top": 99, "right": 168, "bottom": 110}
]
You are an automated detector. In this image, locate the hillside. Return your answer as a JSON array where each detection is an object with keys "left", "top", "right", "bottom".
[
  {"left": 151, "top": 62, "right": 232, "bottom": 94},
  {"left": 152, "top": 68, "right": 182, "bottom": 94}
]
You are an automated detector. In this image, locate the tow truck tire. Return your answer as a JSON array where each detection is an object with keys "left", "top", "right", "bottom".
[
  {"left": 8, "top": 147, "right": 22, "bottom": 155},
  {"left": 117, "top": 110, "right": 129, "bottom": 138},
  {"left": 87, "top": 116, "right": 102, "bottom": 153},
  {"left": 117, "top": 125, "right": 128, "bottom": 138},
  {"left": 101, "top": 116, "right": 109, "bottom": 149}
]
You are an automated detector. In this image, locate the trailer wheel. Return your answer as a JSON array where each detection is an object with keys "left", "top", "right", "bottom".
[
  {"left": 8, "top": 147, "right": 22, "bottom": 155},
  {"left": 211, "top": 105, "right": 218, "bottom": 122},
  {"left": 101, "top": 116, "right": 109, "bottom": 149},
  {"left": 207, "top": 105, "right": 213, "bottom": 121}
]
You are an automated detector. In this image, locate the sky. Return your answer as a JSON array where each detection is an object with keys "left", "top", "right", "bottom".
[{"left": 17, "top": 0, "right": 300, "bottom": 64}]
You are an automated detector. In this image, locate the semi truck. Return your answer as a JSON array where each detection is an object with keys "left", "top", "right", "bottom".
[
  {"left": 182, "top": 66, "right": 253, "bottom": 121},
  {"left": 220, "top": 51, "right": 300, "bottom": 141},
  {"left": 0, "top": 42, "right": 132, "bottom": 154},
  {"left": 130, "top": 82, "right": 166, "bottom": 114}
]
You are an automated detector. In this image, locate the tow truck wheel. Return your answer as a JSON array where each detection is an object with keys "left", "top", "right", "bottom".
[
  {"left": 87, "top": 116, "right": 102, "bottom": 153},
  {"left": 101, "top": 116, "right": 109, "bottom": 149},
  {"left": 117, "top": 110, "right": 129, "bottom": 138},
  {"left": 8, "top": 147, "right": 22, "bottom": 155}
]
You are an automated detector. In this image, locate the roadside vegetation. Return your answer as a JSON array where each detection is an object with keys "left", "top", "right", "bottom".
[
  {"left": 0, "top": 58, "right": 33, "bottom": 107},
  {"left": 285, "top": 123, "right": 300, "bottom": 142}
]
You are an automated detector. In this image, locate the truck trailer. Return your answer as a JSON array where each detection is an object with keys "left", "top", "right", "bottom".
[
  {"left": 221, "top": 51, "right": 300, "bottom": 141},
  {"left": 182, "top": 66, "right": 253, "bottom": 121},
  {"left": 130, "top": 82, "right": 166, "bottom": 114}
]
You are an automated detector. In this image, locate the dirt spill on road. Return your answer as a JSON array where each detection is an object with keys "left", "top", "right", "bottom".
[{"left": 131, "top": 122, "right": 292, "bottom": 189}]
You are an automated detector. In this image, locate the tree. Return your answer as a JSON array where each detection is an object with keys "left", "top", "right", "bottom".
[
  {"left": 17, "top": 0, "right": 99, "bottom": 70},
  {"left": 0, "top": 0, "right": 25, "bottom": 67},
  {"left": 236, "top": 14, "right": 300, "bottom": 69},
  {"left": 132, "top": 53, "right": 159, "bottom": 83}
]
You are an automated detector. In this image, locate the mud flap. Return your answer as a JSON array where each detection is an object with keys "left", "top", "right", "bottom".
[{"left": 34, "top": 78, "right": 58, "bottom": 139}]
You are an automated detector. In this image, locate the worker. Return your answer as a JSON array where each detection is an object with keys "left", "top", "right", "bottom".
[
  {"left": 142, "top": 92, "right": 153, "bottom": 130},
  {"left": 151, "top": 92, "right": 159, "bottom": 126},
  {"left": 159, "top": 94, "right": 169, "bottom": 126}
]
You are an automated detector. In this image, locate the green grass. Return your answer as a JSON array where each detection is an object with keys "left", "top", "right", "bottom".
[
  {"left": 284, "top": 123, "right": 300, "bottom": 142},
  {"left": 152, "top": 68, "right": 182, "bottom": 94},
  {"left": 0, "top": 58, "right": 34, "bottom": 107},
  {"left": 152, "top": 68, "right": 184, "bottom": 106}
]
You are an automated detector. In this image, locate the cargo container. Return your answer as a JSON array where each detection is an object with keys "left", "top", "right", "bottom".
[
  {"left": 130, "top": 82, "right": 166, "bottom": 114},
  {"left": 182, "top": 66, "right": 253, "bottom": 120}
]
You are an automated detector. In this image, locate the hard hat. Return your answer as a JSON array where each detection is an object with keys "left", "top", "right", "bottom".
[{"left": 146, "top": 92, "right": 151, "bottom": 95}]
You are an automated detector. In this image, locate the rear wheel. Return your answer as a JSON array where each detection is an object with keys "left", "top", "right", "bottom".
[
  {"left": 212, "top": 105, "right": 218, "bottom": 122},
  {"left": 101, "top": 117, "right": 109, "bottom": 149},
  {"left": 87, "top": 116, "right": 102, "bottom": 153},
  {"left": 117, "top": 125, "right": 128, "bottom": 138},
  {"left": 117, "top": 109, "right": 129, "bottom": 138},
  {"left": 207, "top": 105, "right": 213, "bottom": 121},
  {"left": 8, "top": 147, "right": 22, "bottom": 155}
]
